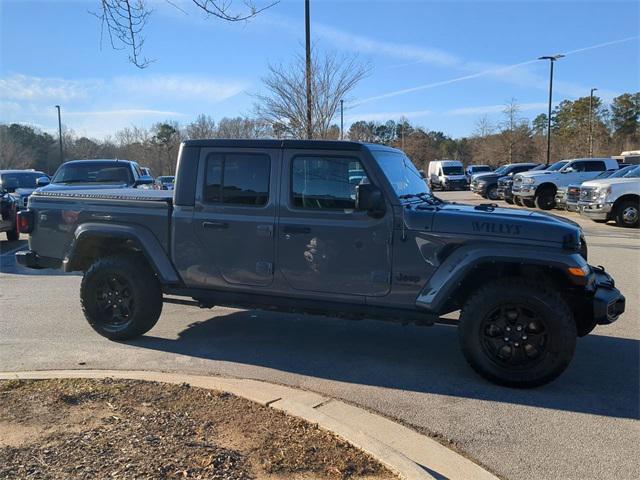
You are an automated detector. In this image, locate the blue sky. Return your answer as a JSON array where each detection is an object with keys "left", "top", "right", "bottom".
[{"left": 1, "top": 0, "right": 638, "bottom": 139}]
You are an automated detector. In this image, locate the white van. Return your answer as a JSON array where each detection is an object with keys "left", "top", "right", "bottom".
[{"left": 428, "top": 160, "right": 466, "bottom": 190}]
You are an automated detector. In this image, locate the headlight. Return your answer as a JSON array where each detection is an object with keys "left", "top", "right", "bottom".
[
  {"left": 596, "top": 186, "right": 611, "bottom": 199},
  {"left": 522, "top": 177, "right": 536, "bottom": 185}
]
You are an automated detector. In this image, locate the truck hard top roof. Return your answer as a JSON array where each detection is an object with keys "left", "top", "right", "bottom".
[{"left": 181, "top": 139, "right": 401, "bottom": 153}]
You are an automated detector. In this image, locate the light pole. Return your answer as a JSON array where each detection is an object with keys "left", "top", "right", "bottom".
[
  {"left": 589, "top": 87, "right": 598, "bottom": 157},
  {"left": 304, "top": 0, "right": 312, "bottom": 140},
  {"left": 55, "top": 105, "right": 64, "bottom": 163},
  {"left": 340, "top": 99, "right": 344, "bottom": 140},
  {"left": 538, "top": 54, "right": 564, "bottom": 165}
]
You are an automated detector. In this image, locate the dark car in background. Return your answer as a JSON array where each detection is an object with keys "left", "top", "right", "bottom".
[
  {"left": 153, "top": 176, "right": 175, "bottom": 190},
  {"left": 0, "top": 169, "right": 49, "bottom": 241},
  {"left": 465, "top": 164, "right": 492, "bottom": 185},
  {"left": 498, "top": 164, "right": 548, "bottom": 204},
  {"left": 42, "top": 159, "right": 153, "bottom": 192},
  {"left": 470, "top": 163, "right": 538, "bottom": 200}
]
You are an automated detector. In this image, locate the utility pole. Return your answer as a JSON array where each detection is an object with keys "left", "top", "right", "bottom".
[
  {"left": 340, "top": 99, "right": 344, "bottom": 140},
  {"left": 538, "top": 54, "right": 564, "bottom": 165},
  {"left": 55, "top": 105, "right": 64, "bottom": 163},
  {"left": 589, "top": 87, "right": 598, "bottom": 157},
  {"left": 304, "top": 0, "right": 312, "bottom": 140}
]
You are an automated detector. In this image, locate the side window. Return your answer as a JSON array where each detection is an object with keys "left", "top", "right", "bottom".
[
  {"left": 292, "top": 156, "right": 368, "bottom": 210},
  {"left": 569, "top": 161, "right": 586, "bottom": 172},
  {"left": 585, "top": 161, "right": 606, "bottom": 172},
  {"left": 203, "top": 153, "right": 270, "bottom": 206}
]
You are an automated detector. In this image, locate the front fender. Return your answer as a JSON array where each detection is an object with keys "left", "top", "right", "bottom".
[
  {"left": 64, "top": 222, "right": 181, "bottom": 284},
  {"left": 415, "top": 243, "right": 588, "bottom": 312}
]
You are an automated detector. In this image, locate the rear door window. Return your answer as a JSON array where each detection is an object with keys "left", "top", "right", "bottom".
[
  {"left": 584, "top": 161, "right": 606, "bottom": 172},
  {"left": 203, "top": 153, "right": 270, "bottom": 206}
]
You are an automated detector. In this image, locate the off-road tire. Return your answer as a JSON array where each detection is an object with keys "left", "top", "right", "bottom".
[
  {"left": 614, "top": 199, "right": 639, "bottom": 228},
  {"left": 6, "top": 226, "right": 18, "bottom": 241},
  {"left": 81, "top": 254, "right": 163, "bottom": 340},
  {"left": 458, "top": 277, "right": 576, "bottom": 388},
  {"left": 534, "top": 191, "right": 555, "bottom": 210},
  {"left": 486, "top": 185, "right": 499, "bottom": 201}
]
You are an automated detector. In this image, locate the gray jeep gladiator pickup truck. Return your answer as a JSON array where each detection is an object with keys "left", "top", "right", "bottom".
[{"left": 16, "top": 140, "right": 625, "bottom": 387}]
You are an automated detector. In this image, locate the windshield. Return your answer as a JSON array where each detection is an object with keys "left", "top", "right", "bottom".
[
  {"left": 610, "top": 165, "right": 636, "bottom": 178},
  {"left": 622, "top": 165, "right": 640, "bottom": 178},
  {"left": 493, "top": 165, "right": 508, "bottom": 175},
  {"left": 372, "top": 149, "right": 431, "bottom": 199},
  {"left": 0, "top": 172, "right": 43, "bottom": 189},
  {"left": 52, "top": 162, "right": 134, "bottom": 185},
  {"left": 158, "top": 176, "right": 174, "bottom": 182},
  {"left": 595, "top": 170, "right": 615, "bottom": 179},
  {"left": 442, "top": 166, "right": 464, "bottom": 175},
  {"left": 473, "top": 166, "right": 491, "bottom": 173},
  {"left": 547, "top": 160, "right": 570, "bottom": 172}
]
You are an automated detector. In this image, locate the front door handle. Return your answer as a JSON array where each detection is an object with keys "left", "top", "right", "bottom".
[
  {"left": 283, "top": 225, "right": 311, "bottom": 234},
  {"left": 202, "top": 221, "right": 229, "bottom": 230}
]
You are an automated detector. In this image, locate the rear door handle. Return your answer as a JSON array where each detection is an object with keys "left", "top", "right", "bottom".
[
  {"left": 283, "top": 225, "right": 311, "bottom": 234},
  {"left": 202, "top": 221, "right": 229, "bottom": 230}
]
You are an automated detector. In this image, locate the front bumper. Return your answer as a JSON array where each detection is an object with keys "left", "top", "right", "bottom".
[
  {"left": 442, "top": 179, "right": 468, "bottom": 190},
  {"left": 590, "top": 267, "right": 625, "bottom": 325},
  {"left": 470, "top": 183, "right": 486, "bottom": 195},
  {"left": 512, "top": 184, "right": 536, "bottom": 198},
  {"left": 578, "top": 201, "right": 613, "bottom": 221},
  {"left": 15, "top": 250, "right": 61, "bottom": 270}
]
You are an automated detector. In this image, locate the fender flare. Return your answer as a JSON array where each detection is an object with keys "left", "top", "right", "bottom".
[
  {"left": 64, "top": 222, "right": 181, "bottom": 284},
  {"left": 415, "top": 243, "right": 588, "bottom": 313}
]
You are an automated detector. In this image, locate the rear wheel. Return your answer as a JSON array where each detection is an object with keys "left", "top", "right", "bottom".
[
  {"left": 458, "top": 278, "right": 576, "bottom": 388},
  {"left": 614, "top": 199, "right": 639, "bottom": 228},
  {"left": 80, "top": 254, "right": 163, "bottom": 340}
]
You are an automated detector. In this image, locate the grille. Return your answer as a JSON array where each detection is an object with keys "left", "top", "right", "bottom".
[
  {"left": 566, "top": 187, "right": 581, "bottom": 203},
  {"left": 580, "top": 187, "right": 598, "bottom": 201},
  {"left": 23, "top": 196, "right": 29, "bottom": 208}
]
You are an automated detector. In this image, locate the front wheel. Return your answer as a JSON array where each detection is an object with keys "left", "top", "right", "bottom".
[
  {"left": 458, "top": 278, "right": 576, "bottom": 388},
  {"left": 522, "top": 198, "right": 535, "bottom": 208},
  {"left": 513, "top": 196, "right": 523, "bottom": 207},
  {"left": 80, "top": 254, "right": 163, "bottom": 340},
  {"left": 486, "top": 185, "right": 499, "bottom": 201},
  {"left": 614, "top": 199, "right": 639, "bottom": 228},
  {"left": 534, "top": 191, "right": 556, "bottom": 210},
  {"left": 505, "top": 197, "right": 514, "bottom": 205}
]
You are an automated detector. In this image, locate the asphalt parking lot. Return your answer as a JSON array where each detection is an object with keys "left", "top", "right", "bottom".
[{"left": 1, "top": 190, "right": 638, "bottom": 480}]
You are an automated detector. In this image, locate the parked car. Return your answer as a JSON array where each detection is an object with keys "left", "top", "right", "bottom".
[
  {"left": 578, "top": 165, "right": 640, "bottom": 227},
  {"left": 154, "top": 176, "right": 175, "bottom": 190},
  {"left": 470, "top": 163, "right": 538, "bottom": 200},
  {"left": 512, "top": 158, "right": 618, "bottom": 210},
  {"left": 42, "top": 159, "right": 154, "bottom": 192},
  {"left": 557, "top": 167, "right": 634, "bottom": 211},
  {"left": 141, "top": 167, "right": 153, "bottom": 177},
  {"left": 428, "top": 160, "right": 467, "bottom": 190},
  {"left": 0, "top": 169, "right": 49, "bottom": 240},
  {"left": 512, "top": 161, "right": 569, "bottom": 207},
  {"left": 498, "top": 164, "right": 548, "bottom": 204},
  {"left": 17, "top": 139, "right": 625, "bottom": 388},
  {"left": 465, "top": 165, "right": 492, "bottom": 185}
]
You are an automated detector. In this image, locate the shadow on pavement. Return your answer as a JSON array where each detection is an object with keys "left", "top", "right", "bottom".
[
  {"left": 130, "top": 309, "right": 639, "bottom": 420},
  {"left": 0, "top": 239, "right": 75, "bottom": 276}
]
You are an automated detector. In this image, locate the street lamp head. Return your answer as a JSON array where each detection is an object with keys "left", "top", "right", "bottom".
[{"left": 539, "top": 54, "right": 565, "bottom": 61}]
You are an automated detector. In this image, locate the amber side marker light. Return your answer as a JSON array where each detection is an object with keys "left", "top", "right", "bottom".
[{"left": 567, "top": 267, "right": 587, "bottom": 277}]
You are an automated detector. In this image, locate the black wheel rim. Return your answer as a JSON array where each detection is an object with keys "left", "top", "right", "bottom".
[
  {"left": 96, "top": 274, "right": 135, "bottom": 329},
  {"left": 622, "top": 206, "right": 638, "bottom": 225},
  {"left": 480, "top": 304, "right": 549, "bottom": 368}
]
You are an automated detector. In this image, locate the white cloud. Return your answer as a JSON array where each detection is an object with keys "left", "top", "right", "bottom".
[
  {"left": 0, "top": 74, "right": 99, "bottom": 102},
  {"left": 113, "top": 75, "right": 249, "bottom": 102}
]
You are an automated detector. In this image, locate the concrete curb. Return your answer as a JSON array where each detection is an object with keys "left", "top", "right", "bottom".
[{"left": 0, "top": 370, "right": 498, "bottom": 480}]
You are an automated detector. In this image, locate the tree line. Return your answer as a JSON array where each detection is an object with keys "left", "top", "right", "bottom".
[{"left": 1, "top": 92, "right": 637, "bottom": 176}]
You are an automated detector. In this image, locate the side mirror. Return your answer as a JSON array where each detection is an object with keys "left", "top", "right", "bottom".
[
  {"left": 356, "top": 184, "right": 385, "bottom": 218},
  {"left": 562, "top": 167, "right": 573, "bottom": 173},
  {"left": 36, "top": 176, "right": 50, "bottom": 187},
  {"left": 134, "top": 175, "right": 154, "bottom": 187}
]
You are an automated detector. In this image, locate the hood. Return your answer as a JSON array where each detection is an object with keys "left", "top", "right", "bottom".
[
  {"left": 406, "top": 202, "right": 580, "bottom": 245},
  {"left": 471, "top": 172, "right": 495, "bottom": 180},
  {"left": 10, "top": 187, "right": 37, "bottom": 197},
  {"left": 581, "top": 177, "right": 640, "bottom": 188},
  {"left": 516, "top": 170, "right": 555, "bottom": 179},
  {"left": 40, "top": 182, "right": 129, "bottom": 192}
]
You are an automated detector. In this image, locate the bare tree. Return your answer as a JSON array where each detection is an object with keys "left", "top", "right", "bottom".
[
  {"left": 185, "top": 114, "right": 217, "bottom": 139},
  {"left": 93, "top": 0, "right": 279, "bottom": 68},
  {"left": 255, "top": 51, "right": 370, "bottom": 139}
]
